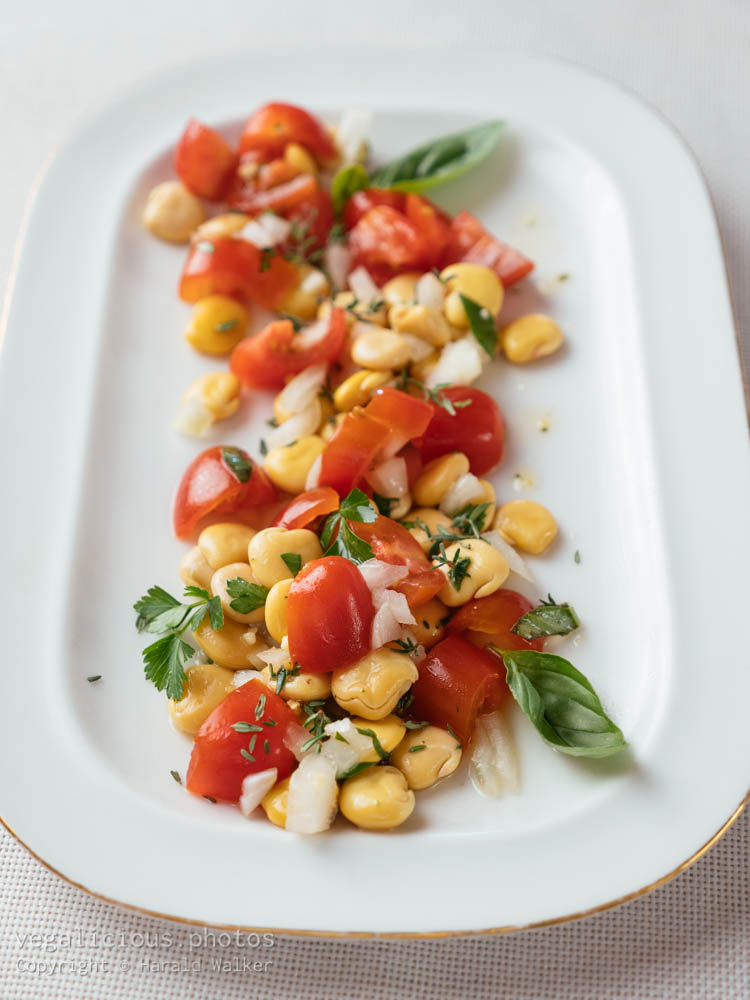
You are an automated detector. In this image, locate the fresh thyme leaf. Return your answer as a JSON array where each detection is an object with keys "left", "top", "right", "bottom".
[
  {"left": 451, "top": 503, "right": 490, "bottom": 537},
  {"left": 373, "top": 492, "right": 397, "bottom": 517},
  {"left": 221, "top": 446, "right": 254, "bottom": 483},
  {"left": 263, "top": 718, "right": 277, "bottom": 727},
  {"left": 203, "top": 795, "right": 217, "bottom": 803},
  {"left": 331, "top": 163, "right": 370, "bottom": 215},
  {"left": 446, "top": 723, "right": 462, "bottom": 749},
  {"left": 142, "top": 634, "right": 193, "bottom": 701},
  {"left": 403, "top": 720, "right": 429, "bottom": 730},
  {"left": 87, "top": 675, "right": 102, "bottom": 683},
  {"left": 240, "top": 748, "right": 256, "bottom": 762},
  {"left": 255, "top": 693, "right": 267, "bottom": 720},
  {"left": 278, "top": 313, "right": 304, "bottom": 332},
  {"left": 393, "top": 371, "right": 472, "bottom": 416},
  {"left": 216, "top": 319, "right": 238, "bottom": 332},
  {"left": 392, "top": 636, "right": 419, "bottom": 656},
  {"left": 281, "top": 552, "right": 302, "bottom": 577},
  {"left": 574, "top": 550, "right": 581, "bottom": 564},
  {"left": 459, "top": 294, "right": 497, "bottom": 357},
  {"left": 355, "top": 726, "right": 390, "bottom": 761},
  {"left": 400, "top": 518, "right": 430, "bottom": 534},
  {"left": 271, "top": 663, "right": 300, "bottom": 694},
  {"left": 328, "top": 221, "right": 347, "bottom": 244},
  {"left": 395, "top": 691, "right": 415, "bottom": 716},
  {"left": 232, "top": 721, "right": 263, "bottom": 733},
  {"left": 408, "top": 744, "right": 427, "bottom": 753},
  {"left": 264, "top": 739, "right": 270, "bottom": 755},
  {"left": 259, "top": 439, "right": 268, "bottom": 457},
  {"left": 170, "top": 770, "right": 182, "bottom": 784},
  {"left": 247, "top": 734, "right": 258, "bottom": 754},
  {"left": 434, "top": 542, "right": 471, "bottom": 590},
  {"left": 338, "top": 760, "right": 376, "bottom": 780},
  {"left": 225, "top": 577, "right": 269, "bottom": 615},
  {"left": 511, "top": 602, "right": 580, "bottom": 641},
  {"left": 334, "top": 732, "right": 349, "bottom": 743},
  {"left": 259, "top": 247, "right": 276, "bottom": 273}
]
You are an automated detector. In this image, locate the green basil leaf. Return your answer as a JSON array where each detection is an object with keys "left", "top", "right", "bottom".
[
  {"left": 221, "top": 447, "right": 254, "bottom": 483},
  {"left": 459, "top": 294, "right": 497, "bottom": 357},
  {"left": 281, "top": 552, "right": 302, "bottom": 577},
  {"left": 370, "top": 120, "right": 503, "bottom": 193},
  {"left": 331, "top": 163, "right": 370, "bottom": 215},
  {"left": 511, "top": 603, "right": 580, "bottom": 641},
  {"left": 497, "top": 649, "right": 626, "bottom": 759},
  {"left": 225, "top": 577, "right": 269, "bottom": 614}
]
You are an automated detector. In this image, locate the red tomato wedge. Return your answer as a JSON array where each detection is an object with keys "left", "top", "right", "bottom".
[
  {"left": 185, "top": 680, "right": 299, "bottom": 802},
  {"left": 415, "top": 385, "right": 505, "bottom": 476},
  {"left": 404, "top": 193, "right": 451, "bottom": 264},
  {"left": 343, "top": 188, "right": 406, "bottom": 230},
  {"left": 230, "top": 308, "right": 347, "bottom": 391},
  {"left": 226, "top": 171, "right": 318, "bottom": 216},
  {"left": 238, "top": 102, "right": 338, "bottom": 163},
  {"left": 450, "top": 589, "right": 544, "bottom": 652},
  {"left": 365, "top": 387, "right": 434, "bottom": 454},
  {"left": 179, "top": 235, "right": 298, "bottom": 310},
  {"left": 174, "top": 119, "right": 237, "bottom": 201},
  {"left": 410, "top": 634, "right": 506, "bottom": 742},
  {"left": 348, "top": 205, "right": 430, "bottom": 279},
  {"left": 442, "top": 210, "right": 534, "bottom": 287},
  {"left": 271, "top": 487, "right": 339, "bottom": 529},
  {"left": 349, "top": 516, "right": 445, "bottom": 609},
  {"left": 287, "top": 557, "right": 375, "bottom": 674},
  {"left": 316, "top": 410, "right": 392, "bottom": 496},
  {"left": 172, "top": 445, "right": 276, "bottom": 540},
  {"left": 282, "top": 186, "right": 334, "bottom": 253}
]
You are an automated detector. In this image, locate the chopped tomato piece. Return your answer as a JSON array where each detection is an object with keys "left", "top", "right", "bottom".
[
  {"left": 350, "top": 516, "right": 445, "bottom": 609},
  {"left": 229, "top": 308, "right": 347, "bottom": 391},
  {"left": 316, "top": 410, "right": 392, "bottom": 497},
  {"left": 343, "top": 188, "right": 406, "bottom": 230},
  {"left": 226, "top": 171, "right": 318, "bottom": 216},
  {"left": 174, "top": 119, "right": 237, "bottom": 201},
  {"left": 404, "top": 193, "right": 451, "bottom": 264},
  {"left": 442, "top": 210, "right": 534, "bottom": 287},
  {"left": 178, "top": 235, "right": 298, "bottom": 310},
  {"left": 172, "top": 445, "right": 276, "bottom": 540},
  {"left": 271, "top": 487, "right": 340, "bottom": 529},
  {"left": 282, "top": 186, "right": 334, "bottom": 254},
  {"left": 287, "top": 557, "right": 375, "bottom": 673},
  {"left": 365, "top": 387, "right": 434, "bottom": 454},
  {"left": 415, "top": 385, "right": 505, "bottom": 476},
  {"left": 238, "top": 102, "right": 338, "bottom": 163},
  {"left": 450, "top": 589, "right": 544, "bottom": 652},
  {"left": 186, "top": 680, "right": 299, "bottom": 802},
  {"left": 410, "top": 634, "right": 505, "bottom": 742},
  {"left": 348, "top": 205, "right": 430, "bottom": 280}
]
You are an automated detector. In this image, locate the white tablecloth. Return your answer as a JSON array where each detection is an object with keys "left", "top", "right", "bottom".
[{"left": 1, "top": 1, "right": 748, "bottom": 996}]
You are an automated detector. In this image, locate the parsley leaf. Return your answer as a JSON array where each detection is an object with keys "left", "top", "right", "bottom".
[
  {"left": 142, "top": 634, "right": 194, "bottom": 701},
  {"left": 320, "top": 488, "right": 378, "bottom": 565},
  {"left": 372, "top": 492, "right": 397, "bottom": 517},
  {"left": 225, "top": 577, "right": 269, "bottom": 615},
  {"left": 281, "top": 552, "right": 302, "bottom": 576},
  {"left": 459, "top": 294, "right": 497, "bottom": 357},
  {"left": 221, "top": 447, "right": 254, "bottom": 483}
]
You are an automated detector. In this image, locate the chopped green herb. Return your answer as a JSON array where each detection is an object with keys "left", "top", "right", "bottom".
[
  {"left": 408, "top": 744, "right": 427, "bottom": 753},
  {"left": 392, "top": 636, "right": 419, "bottom": 656},
  {"left": 281, "top": 552, "right": 302, "bottom": 576},
  {"left": 259, "top": 439, "right": 268, "bottom": 457},
  {"left": 334, "top": 732, "right": 349, "bottom": 744},
  {"left": 279, "top": 313, "right": 304, "bottom": 332},
  {"left": 203, "top": 795, "right": 217, "bottom": 803},
  {"left": 320, "top": 488, "right": 378, "bottom": 565},
  {"left": 170, "top": 770, "right": 182, "bottom": 784},
  {"left": 356, "top": 726, "right": 390, "bottom": 761},
  {"left": 331, "top": 163, "right": 370, "bottom": 215},
  {"left": 247, "top": 734, "right": 258, "bottom": 754},
  {"left": 259, "top": 246, "right": 276, "bottom": 272},
  {"left": 264, "top": 739, "right": 270, "bottom": 755},
  {"left": 574, "top": 550, "right": 581, "bottom": 564},
  {"left": 373, "top": 492, "right": 398, "bottom": 517},
  {"left": 434, "top": 542, "right": 471, "bottom": 590},
  {"left": 338, "top": 760, "right": 376, "bottom": 780},
  {"left": 225, "top": 577, "right": 269, "bottom": 615},
  {"left": 221, "top": 446, "right": 254, "bottom": 483},
  {"left": 395, "top": 691, "right": 415, "bottom": 716},
  {"left": 403, "top": 720, "right": 429, "bottom": 731},
  {"left": 327, "top": 221, "right": 347, "bottom": 244},
  {"left": 240, "top": 748, "right": 256, "bottom": 762},
  {"left": 215, "top": 319, "right": 238, "bottom": 333},
  {"left": 393, "top": 371, "right": 473, "bottom": 416},
  {"left": 459, "top": 294, "right": 497, "bottom": 357},
  {"left": 511, "top": 600, "right": 580, "bottom": 641},
  {"left": 87, "top": 675, "right": 102, "bottom": 683},
  {"left": 255, "top": 693, "right": 267, "bottom": 720},
  {"left": 446, "top": 723, "right": 462, "bottom": 749},
  {"left": 263, "top": 718, "right": 277, "bottom": 727},
  {"left": 231, "top": 721, "right": 263, "bottom": 733}
]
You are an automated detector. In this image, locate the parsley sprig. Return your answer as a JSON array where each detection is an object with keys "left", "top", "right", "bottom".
[
  {"left": 320, "top": 488, "right": 378, "bottom": 565},
  {"left": 133, "top": 585, "right": 223, "bottom": 700}
]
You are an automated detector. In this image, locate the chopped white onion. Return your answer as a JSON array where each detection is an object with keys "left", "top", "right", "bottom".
[
  {"left": 235, "top": 219, "right": 273, "bottom": 247},
  {"left": 469, "top": 709, "right": 520, "bottom": 798},
  {"left": 371, "top": 588, "right": 416, "bottom": 648},
  {"left": 173, "top": 396, "right": 214, "bottom": 438},
  {"left": 348, "top": 266, "right": 380, "bottom": 302},
  {"left": 305, "top": 453, "right": 323, "bottom": 490},
  {"left": 358, "top": 558, "right": 409, "bottom": 594},
  {"left": 324, "top": 243, "right": 351, "bottom": 291},
  {"left": 257, "top": 211, "right": 292, "bottom": 245},
  {"left": 239, "top": 768, "right": 278, "bottom": 817},
  {"left": 439, "top": 473, "right": 484, "bottom": 516},
  {"left": 365, "top": 457, "right": 409, "bottom": 499},
  {"left": 265, "top": 399, "right": 321, "bottom": 450},
  {"left": 285, "top": 754, "right": 339, "bottom": 834},
  {"left": 415, "top": 272, "right": 446, "bottom": 310},
  {"left": 232, "top": 669, "right": 265, "bottom": 688},
  {"left": 482, "top": 531, "right": 535, "bottom": 583},
  {"left": 296, "top": 318, "right": 331, "bottom": 350},
  {"left": 402, "top": 333, "right": 434, "bottom": 363},
  {"left": 283, "top": 722, "right": 313, "bottom": 762},
  {"left": 335, "top": 107, "right": 373, "bottom": 164},
  {"left": 275, "top": 363, "right": 328, "bottom": 418},
  {"left": 321, "top": 718, "right": 374, "bottom": 777},
  {"left": 426, "top": 335, "right": 485, "bottom": 388},
  {"left": 256, "top": 647, "right": 291, "bottom": 672}
]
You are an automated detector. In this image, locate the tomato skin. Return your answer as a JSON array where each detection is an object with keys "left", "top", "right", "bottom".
[
  {"left": 365, "top": 387, "right": 434, "bottom": 451},
  {"left": 450, "top": 590, "right": 545, "bottom": 652},
  {"left": 226, "top": 170, "right": 318, "bottom": 216},
  {"left": 185, "top": 680, "right": 299, "bottom": 802},
  {"left": 179, "top": 236, "right": 298, "bottom": 310},
  {"left": 287, "top": 557, "right": 375, "bottom": 674},
  {"left": 283, "top": 186, "right": 334, "bottom": 253},
  {"left": 172, "top": 445, "right": 276, "bottom": 540},
  {"left": 404, "top": 193, "right": 451, "bottom": 265},
  {"left": 416, "top": 386, "right": 505, "bottom": 476},
  {"left": 271, "top": 487, "right": 340, "bottom": 529},
  {"left": 350, "top": 516, "right": 445, "bottom": 609},
  {"left": 174, "top": 119, "right": 237, "bottom": 201},
  {"left": 410, "top": 634, "right": 506, "bottom": 742},
  {"left": 316, "top": 410, "right": 391, "bottom": 496},
  {"left": 230, "top": 308, "right": 347, "bottom": 391},
  {"left": 348, "top": 205, "right": 430, "bottom": 279},
  {"left": 442, "top": 210, "right": 534, "bottom": 287},
  {"left": 343, "top": 189, "right": 406, "bottom": 230},
  {"left": 238, "top": 102, "right": 338, "bottom": 163}
]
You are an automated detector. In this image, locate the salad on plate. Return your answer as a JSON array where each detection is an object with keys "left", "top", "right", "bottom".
[{"left": 134, "top": 101, "right": 626, "bottom": 835}]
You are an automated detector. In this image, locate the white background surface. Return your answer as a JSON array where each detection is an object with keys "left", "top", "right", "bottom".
[{"left": 1, "top": 0, "right": 748, "bottom": 997}]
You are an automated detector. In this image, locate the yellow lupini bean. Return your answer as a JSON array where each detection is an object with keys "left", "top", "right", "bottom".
[
  {"left": 264, "top": 578, "right": 292, "bottom": 643},
  {"left": 261, "top": 776, "right": 291, "bottom": 828},
  {"left": 350, "top": 328, "right": 412, "bottom": 371},
  {"left": 349, "top": 714, "right": 407, "bottom": 761},
  {"left": 248, "top": 527, "right": 323, "bottom": 589},
  {"left": 331, "top": 648, "right": 418, "bottom": 721},
  {"left": 388, "top": 303, "right": 454, "bottom": 347},
  {"left": 179, "top": 546, "right": 214, "bottom": 590},
  {"left": 210, "top": 562, "right": 266, "bottom": 625},
  {"left": 183, "top": 371, "right": 241, "bottom": 422},
  {"left": 381, "top": 272, "right": 420, "bottom": 306},
  {"left": 194, "top": 212, "right": 249, "bottom": 241},
  {"left": 333, "top": 370, "right": 390, "bottom": 411},
  {"left": 142, "top": 181, "right": 205, "bottom": 243},
  {"left": 494, "top": 500, "right": 558, "bottom": 554},
  {"left": 193, "top": 618, "right": 261, "bottom": 669},
  {"left": 284, "top": 142, "right": 317, "bottom": 175},
  {"left": 402, "top": 508, "right": 452, "bottom": 553},
  {"left": 409, "top": 597, "right": 449, "bottom": 648},
  {"left": 278, "top": 265, "right": 331, "bottom": 321},
  {"left": 413, "top": 453, "right": 470, "bottom": 507},
  {"left": 321, "top": 412, "right": 346, "bottom": 442},
  {"left": 168, "top": 663, "right": 235, "bottom": 735},
  {"left": 184, "top": 295, "right": 248, "bottom": 356},
  {"left": 475, "top": 479, "right": 497, "bottom": 524},
  {"left": 259, "top": 666, "right": 331, "bottom": 702},
  {"left": 500, "top": 314, "right": 564, "bottom": 364},
  {"left": 198, "top": 523, "right": 256, "bottom": 571},
  {"left": 391, "top": 726, "right": 462, "bottom": 790},
  {"left": 333, "top": 291, "right": 388, "bottom": 326},
  {"left": 339, "top": 765, "right": 415, "bottom": 831},
  {"left": 440, "top": 263, "right": 504, "bottom": 328},
  {"left": 263, "top": 435, "right": 326, "bottom": 494},
  {"left": 437, "top": 539, "right": 510, "bottom": 607}
]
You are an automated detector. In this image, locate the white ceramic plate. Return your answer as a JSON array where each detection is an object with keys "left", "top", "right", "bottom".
[{"left": 1, "top": 51, "right": 748, "bottom": 936}]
